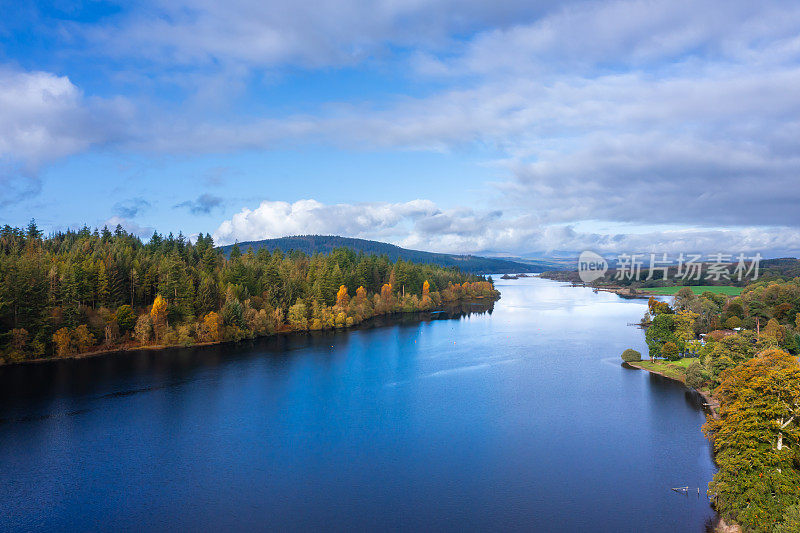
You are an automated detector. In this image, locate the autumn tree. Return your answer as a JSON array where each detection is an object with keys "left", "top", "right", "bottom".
[
  {"left": 661, "top": 341, "right": 680, "bottom": 361},
  {"left": 348, "top": 284, "right": 362, "bottom": 299},
  {"left": 73, "top": 324, "right": 95, "bottom": 353},
  {"left": 673, "top": 309, "right": 699, "bottom": 350},
  {"left": 336, "top": 285, "right": 349, "bottom": 307},
  {"left": 52, "top": 328, "right": 72, "bottom": 357},
  {"left": 150, "top": 294, "right": 168, "bottom": 341},
  {"left": 287, "top": 301, "right": 307, "bottom": 330},
  {"left": 703, "top": 349, "right": 800, "bottom": 532},
  {"left": 381, "top": 283, "right": 393, "bottom": 300},
  {"left": 134, "top": 314, "right": 153, "bottom": 344},
  {"left": 763, "top": 318, "right": 786, "bottom": 346},
  {"left": 200, "top": 311, "right": 222, "bottom": 342}
]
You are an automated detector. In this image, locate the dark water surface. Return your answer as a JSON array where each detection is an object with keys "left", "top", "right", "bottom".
[{"left": 0, "top": 277, "right": 716, "bottom": 532}]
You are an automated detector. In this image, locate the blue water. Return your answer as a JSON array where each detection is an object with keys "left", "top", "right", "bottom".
[{"left": 0, "top": 277, "right": 716, "bottom": 531}]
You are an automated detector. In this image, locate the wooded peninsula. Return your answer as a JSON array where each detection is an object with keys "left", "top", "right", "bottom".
[{"left": 0, "top": 221, "right": 499, "bottom": 364}]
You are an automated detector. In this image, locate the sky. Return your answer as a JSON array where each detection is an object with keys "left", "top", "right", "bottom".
[{"left": 2, "top": 0, "right": 800, "bottom": 257}]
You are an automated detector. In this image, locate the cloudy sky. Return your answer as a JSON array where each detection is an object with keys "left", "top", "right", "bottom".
[{"left": 2, "top": 0, "right": 800, "bottom": 256}]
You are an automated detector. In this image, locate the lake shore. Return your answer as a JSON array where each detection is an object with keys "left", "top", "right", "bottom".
[
  {"left": 624, "top": 359, "right": 741, "bottom": 532},
  {"left": 0, "top": 296, "right": 499, "bottom": 368},
  {"left": 624, "top": 360, "right": 718, "bottom": 417}
]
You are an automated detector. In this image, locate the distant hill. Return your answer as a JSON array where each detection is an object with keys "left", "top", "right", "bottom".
[
  {"left": 539, "top": 256, "right": 800, "bottom": 286},
  {"left": 218, "top": 235, "right": 557, "bottom": 274}
]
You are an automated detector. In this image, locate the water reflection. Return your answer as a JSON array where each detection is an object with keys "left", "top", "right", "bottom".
[{"left": 0, "top": 299, "right": 495, "bottom": 407}]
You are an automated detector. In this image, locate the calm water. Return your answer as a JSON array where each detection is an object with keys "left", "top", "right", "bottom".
[{"left": 0, "top": 277, "right": 716, "bottom": 532}]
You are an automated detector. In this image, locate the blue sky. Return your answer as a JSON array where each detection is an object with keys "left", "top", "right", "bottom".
[{"left": 2, "top": 0, "right": 800, "bottom": 256}]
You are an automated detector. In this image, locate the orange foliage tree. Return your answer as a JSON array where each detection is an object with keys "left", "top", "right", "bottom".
[
  {"left": 52, "top": 328, "right": 73, "bottom": 357},
  {"left": 356, "top": 286, "right": 367, "bottom": 302},
  {"left": 336, "top": 285, "right": 349, "bottom": 307},
  {"left": 380, "top": 283, "right": 393, "bottom": 300},
  {"left": 201, "top": 311, "right": 222, "bottom": 342}
]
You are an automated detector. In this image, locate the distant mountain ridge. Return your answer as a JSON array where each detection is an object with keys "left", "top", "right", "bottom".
[{"left": 218, "top": 235, "right": 558, "bottom": 274}]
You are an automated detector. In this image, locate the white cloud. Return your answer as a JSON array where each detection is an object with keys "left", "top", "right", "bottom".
[
  {"left": 9, "top": 0, "right": 800, "bottom": 253},
  {"left": 213, "top": 199, "right": 440, "bottom": 244},
  {"left": 0, "top": 67, "right": 131, "bottom": 202},
  {"left": 213, "top": 198, "right": 800, "bottom": 257}
]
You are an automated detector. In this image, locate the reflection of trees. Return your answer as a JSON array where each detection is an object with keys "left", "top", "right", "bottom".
[
  {"left": 434, "top": 299, "right": 495, "bottom": 319},
  {"left": 0, "top": 298, "right": 499, "bottom": 403},
  {"left": 350, "top": 299, "right": 495, "bottom": 328}
]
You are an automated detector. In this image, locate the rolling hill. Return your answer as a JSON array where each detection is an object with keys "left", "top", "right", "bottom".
[{"left": 218, "top": 235, "right": 557, "bottom": 274}]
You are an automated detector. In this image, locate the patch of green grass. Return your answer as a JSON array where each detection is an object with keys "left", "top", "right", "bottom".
[
  {"left": 630, "top": 357, "right": 700, "bottom": 382},
  {"left": 643, "top": 285, "right": 742, "bottom": 296}
]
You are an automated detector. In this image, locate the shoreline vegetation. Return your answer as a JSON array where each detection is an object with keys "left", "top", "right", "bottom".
[
  {"left": 10, "top": 298, "right": 498, "bottom": 368},
  {"left": 611, "top": 280, "right": 800, "bottom": 533},
  {"left": 0, "top": 221, "right": 499, "bottom": 367}
]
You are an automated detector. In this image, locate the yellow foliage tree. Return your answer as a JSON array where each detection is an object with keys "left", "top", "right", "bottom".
[
  {"left": 421, "top": 279, "right": 432, "bottom": 307},
  {"left": 151, "top": 294, "right": 169, "bottom": 341},
  {"left": 674, "top": 310, "right": 699, "bottom": 349},
  {"left": 380, "top": 283, "right": 393, "bottom": 300},
  {"left": 356, "top": 286, "right": 367, "bottom": 301},
  {"left": 763, "top": 318, "right": 785, "bottom": 346},
  {"left": 73, "top": 324, "right": 95, "bottom": 353},
  {"left": 53, "top": 328, "right": 73, "bottom": 357},
  {"left": 201, "top": 311, "right": 222, "bottom": 342},
  {"left": 336, "top": 285, "right": 349, "bottom": 307}
]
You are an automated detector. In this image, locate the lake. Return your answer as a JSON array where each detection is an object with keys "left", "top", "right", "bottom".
[{"left": 0, "top": 277, "right": 716, "bottom": 532}]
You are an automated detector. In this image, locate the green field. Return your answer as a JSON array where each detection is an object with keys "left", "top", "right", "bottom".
[
  {"left": 630, "top": 358, "right": 699, "bottom": 382},
  {"left": 642, "top": 285, "right": 742, "bottom": 296}
]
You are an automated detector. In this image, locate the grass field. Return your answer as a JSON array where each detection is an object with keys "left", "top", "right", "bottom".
[
  {"left": 629, "top": 358, "right": 699, "bottom": 382},
  {"left": 642, "top": 285, "right": 742, "bottom": 296}
]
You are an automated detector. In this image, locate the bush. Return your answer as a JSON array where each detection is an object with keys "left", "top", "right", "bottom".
[
  {"left": 724, "top": 315, "right": 742, "bottom": 329},
  {"left": 685, "top": 361, "right": 706, "bottom": 389},
  {"left": 661, "top": 341, "right": 681, "bottom": 361},
  {"left": 621, "top": 348, "right": 642, "bottom": 362}
]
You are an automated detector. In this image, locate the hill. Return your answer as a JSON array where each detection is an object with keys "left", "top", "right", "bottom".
[
  {"left": 218, "top": 235, "right": 552, "bottom": 274},
  {"left": 539, "top": 257, "right": 800, "bottom": 286}
]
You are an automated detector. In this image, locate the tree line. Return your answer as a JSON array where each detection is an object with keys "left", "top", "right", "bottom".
[
  {"left": 0, "top": 221, "right": 498, "bottom": 363},
  {"left": 634, "top": 280, "right": 800, "bottom": 532}
]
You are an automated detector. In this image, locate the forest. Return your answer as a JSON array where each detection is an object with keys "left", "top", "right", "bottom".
[{"left": 0, "top": 221, "right": 498, "bottom": 364}]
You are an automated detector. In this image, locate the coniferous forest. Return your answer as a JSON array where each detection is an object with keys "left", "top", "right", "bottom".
[{"left": 0, "top": 221, "right": 499, "bottom": 363}]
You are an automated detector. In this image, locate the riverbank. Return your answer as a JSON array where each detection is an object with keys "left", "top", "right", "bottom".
[
  {"left": 1, "top": 296, "right": 498, "bottom": 368},
  {"left": 625, "top": 359, "right": 718, "bottom": 416}
]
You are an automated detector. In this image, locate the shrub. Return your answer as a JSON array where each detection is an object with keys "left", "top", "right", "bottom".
[
  {"left": 685, "top": 361, "right": 706, "bottom": 389},
  {"left": 621, "top": 348, "right": 642, "bottom": 362}
]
